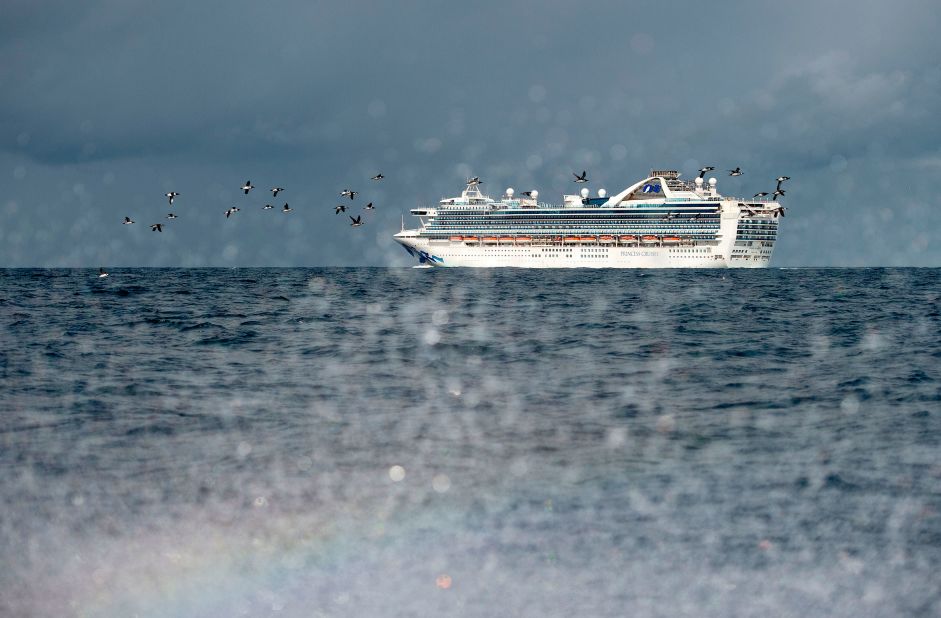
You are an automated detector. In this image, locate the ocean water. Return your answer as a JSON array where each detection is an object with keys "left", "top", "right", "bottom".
[{"left": 1, "top": 267, "right": 940, "bottom": 617}]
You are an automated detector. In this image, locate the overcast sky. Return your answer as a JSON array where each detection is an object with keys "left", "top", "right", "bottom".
[{"left": 2, "top": 0, "right": 940, "bottom": 266}]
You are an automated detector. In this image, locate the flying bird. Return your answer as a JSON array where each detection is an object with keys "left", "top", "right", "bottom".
[
  {"left": 123, "top": 217, "right": 134, "bottom": 225},
  {"left": 350, "top": 215, "right": 364, "bottom": 227},
  {"left": 729, "top": 167, "right": 743, "bottom": 176},
  {"left": 698, "top": 166, "right": 716, "bottom": 179},
  {"left": 467, "top": 176, "right": 482, "bottom": 186},
  {"left": 335, "top": 204, "right": 347, "bottom": 214},
  {"left": 225, "top": 207, "right": 240, "bottom": 218},
  {"left": 573, "top": 171, "right": 589, "bottom": 183},
  {"left": 521, "top": 191, "right": 534, "bottom": 197},
  {"left": 776, "top": 176, "right": 790, "bottom": 183},
  {"left": 753, "top": 192, "right": 769, "bottom": 199},
  {"left": 98, "top": 267, "right": 108, "bottom": 279},
  {"left": 371, "top": 173, "right": 384, "bottom": 181},
  {"left": 772, "top": 189, "right": 786, "bottom": 200},
  {"left": 165, "top": 191, "right": 180, "bottom": 205},
  {"left": 263, "top": 204, "right": 274, "bottom": 210},
  {"left": 271, "top": 187, "right": 284, "bottom": 197},
  {"left": 282, "top": 203, "right": 292, "bottom": 212},
  {"left": 241, "top": 180, "right": 254, "bottom": 194},
  {"left": 166, "top": 213, "right": 177, "bottom": 219},
  {"left": 340, "top": 189, "right": 358, "bottom": 200},
  {"left": 364, "top": 202, "right": 374, "bottom": 210},
  {"left": 772, "top": 206, "right": 787, "bottom": 218},
  {"left": 150, "top": 223, "right": 163, "bottom": 232}
]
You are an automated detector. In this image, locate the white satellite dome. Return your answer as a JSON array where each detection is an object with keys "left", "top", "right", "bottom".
[
  {"left": 530, "top": 190, "right": 538, "bottom": 199},
  {"left": 598, "top": 188, "right": 607, "bottom": 198},
  {"left": 506, "top": 187, "right": 514, "bottom": 197},
  {"left": 708, "top": 177, "right": 717, "bottom": 186},
  {"left": 694, "top": 176, "right": 704, "bottom": 185},
  {"left": 580, "top": 187, "right": 590, "bottom": 198}
]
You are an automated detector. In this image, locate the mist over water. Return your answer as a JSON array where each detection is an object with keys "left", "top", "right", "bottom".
[{"left": 2, "top": 268, "right": 940, "bottom": 617}]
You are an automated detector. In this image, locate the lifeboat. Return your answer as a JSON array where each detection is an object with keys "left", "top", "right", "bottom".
[
  {"left": 641, "top": 235, "right": 659, "bottom": 243},
  {"left": 498, "top": 236, "right": 515, "bottom": 243},
  {"left": 482, "top": 236, "right": 499, "bottom": 244},
  {"left": 449, "top": 235, "right": 464, "bottom": 242},
  {"left": 619, "top": 235, "right": 637, "bottom": 243},
  {"left": 515, "top": 236, "right": 532, "bottom": 244},
  {"left": 563, "top": 236, "right": 580, "bottom": 243},
  {"left": 662, "top": 236, "right": 682, "bottom": 244},
  {"left": 579, "top": 236, "right": 597, "bottom": 243},
  {"left": 599, "top": 235, "right": 615, "bottom": 243},
  {"left": 464, "top": 236, "right": 480, "bottom": 244}
]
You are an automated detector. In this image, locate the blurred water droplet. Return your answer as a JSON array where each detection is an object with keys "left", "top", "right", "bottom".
[
  {"left": 656, "top": 414, "right": 676, "bottom": 434},
  {"left": 432, "top": 474, "right": 451, "bottom": 493},
  {"left": 236, "top": 441, "right": 252, "bottom": 458},
  {"left": 296, "top": 455, "right": 313, "bottom": 471},
  {"left": 432, "top": 309, "right": 449, "bottom": 326},
  {"left": 367, "top": 99, "right": 386, "bottom": 118},
  {"left": 606, "top": 426, "right": 628, "bottom": 447},
  {"left": 528, "top": 84, "right": 546, "bottom": 103},
  {"left": 841, "top": 395, "right": 861, "bottom": 415}
]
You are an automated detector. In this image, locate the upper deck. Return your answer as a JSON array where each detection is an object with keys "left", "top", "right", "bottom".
[{"left": 411, "top": 170, "right": 780, "bottom": 219}]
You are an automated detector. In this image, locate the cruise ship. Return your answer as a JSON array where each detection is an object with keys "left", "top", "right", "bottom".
[{"left": 393, "top": 170, "right": 784, "bottom": 268}]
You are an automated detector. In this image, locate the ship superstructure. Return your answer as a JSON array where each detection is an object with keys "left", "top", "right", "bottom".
[{"left": 393, "top": 170, "right": 783, "bottom": 268}]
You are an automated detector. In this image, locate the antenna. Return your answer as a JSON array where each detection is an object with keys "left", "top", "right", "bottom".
[{"left": 401, "top": 214, "right": 404, "bottom": 231}]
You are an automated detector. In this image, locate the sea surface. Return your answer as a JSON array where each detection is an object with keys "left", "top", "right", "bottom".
[{"left": 1, "top": 267, "right": 940, "bottom": 617}]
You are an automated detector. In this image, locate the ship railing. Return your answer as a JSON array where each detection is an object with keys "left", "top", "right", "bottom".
[
  {"left": 449, "top": 235, "right": 721, "bottom": 246},
  {"left": 665, "top": 179, "right": 699, "bottom": 192},
  {"left": 734, "top": 196, "right": 777, "bottom": 204}
]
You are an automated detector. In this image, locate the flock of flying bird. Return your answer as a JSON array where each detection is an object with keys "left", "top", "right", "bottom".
[
  {"left": 96, "top": 166, "right": 789, "bottom": 277},
  {"left": 571, "top": 166, "right": 789, "bottom": 200},
  {"left": 119, "top": 172, "right": 385, "bottom": 236},
  {"left": 98, "top": 172, "right": 385, "bottom": 277},
  {"left": 700, "top": 166, "right": 791, "bottom": 218},
  {"left": 694, "top": 166, "right": 791, "bottom": 202},
  {"left": 567, "top": 166, "right": 790, "bottom": 218}
]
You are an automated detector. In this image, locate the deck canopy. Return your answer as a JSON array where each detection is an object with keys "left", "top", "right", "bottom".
[{"left": 603, "top": 176, "right": 673, "bottom": 206}]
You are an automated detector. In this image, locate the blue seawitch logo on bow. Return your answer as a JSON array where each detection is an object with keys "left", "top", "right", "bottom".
[
  {"left": 417, "top": 250, "right": 444, "bottom": 264},
  {"left": 642, "top": 183, "right": 662, "bottom": 193}
]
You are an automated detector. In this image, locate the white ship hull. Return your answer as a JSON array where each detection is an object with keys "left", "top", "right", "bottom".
[{"left": 394, "top": 232, "right": 771, "bottom": 269}]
